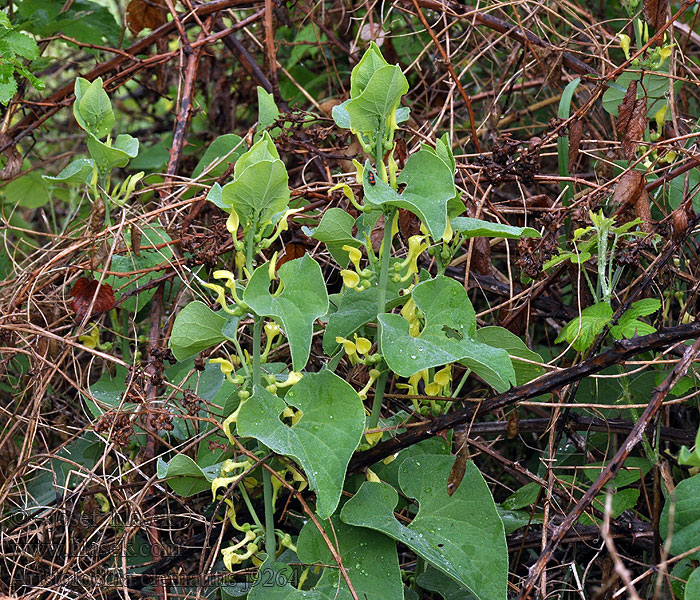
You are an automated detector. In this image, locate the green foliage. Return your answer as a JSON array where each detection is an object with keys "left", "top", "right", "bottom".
[
  {"left": 661, "top": 473, "right": 700, "bottom": 560},
  {"left": 341, "top": 455, "right": 508, "bottom": 600},
  {"left": 379, "top": 276, "right": 516, "bottom": 392},
  {"left": 243, "top": 255, "right": 328, "bottom": 372},
  {"left": 0, "top": 12, "right": 43, "bottom": 104},
  {"left": 237, "top": 371, "right": 365, "bottom": 519}
]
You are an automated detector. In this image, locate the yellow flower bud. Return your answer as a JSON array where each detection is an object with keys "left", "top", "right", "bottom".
[
  {"left": 366, "top": 468, "right": 381, "bottom": 482},
  {"left": 226, "top": 209, "right": 240, "bottom": 236},
  {"left": 618, "top": 33, "right": 631, "bottom": 59}
]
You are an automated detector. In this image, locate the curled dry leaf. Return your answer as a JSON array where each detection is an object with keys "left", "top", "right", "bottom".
[
  {"left": 276, "top": 242, "right": 306, "bottom": 269},
  {"left": 398, "top": 208, "right": 421, "bottom": 242},
  {"left": 506, "top": 409, "right": 520, "bottom": 439},
  {"left": 671, "top": 205, "right": 693, "bottom": 242},
  {"left": 71, "top": 277, "right": 116, "bottom": 321},
  {"left": 126, "top": 0, "right": 168, "bottom": 35},
  {"left": 611, "top": 171, "right": 645, "bottom": 209},
  {"left": 643, "top": 0, "right": 669, "bottom": 30},
  {"left": 447, "top": 428, "right": 469, "bottom": 496},
  {"left": 616, "top": 80, "right": 647, "bottom": 161},
  {"left": 634, "top": 188, "right": 653, "bottom": 232},
  {"left": 0, "top": 134, "right": 22, "bottom": 181},
  {"left": 370, "top": 214, "right": 385, "bottom": 253},
  {"left": 90, "top": 195, "right": 106, "bottom": 233},
  {"left": 568, "top": 118, "right": 583, "bottom": 169},
  {"left": 471, "top": 237, "right": 492, "bottom": 275}
]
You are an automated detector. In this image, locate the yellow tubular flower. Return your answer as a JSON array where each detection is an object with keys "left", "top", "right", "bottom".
[
  {"left": 265, "top": 321, "right": 281, "bottom": 341},
  {"left": 366, "top": 468, "right": 381, "bottom": 482},
  {"left": 358, "top": 368, "right": 381, "bottom": 400},
  {"left": 226, "top": 209, "right": 240, "bottom": 236},
  {"left": 343, "top": 245, "right": 363, "bottom": 270},
  {"left": 425, "top": 381, "right": 441, "bottom": 396},
  {"left": 277, "top": 371, "right": 303, "bottom": 388},
  {"left": 336, "top": 336, "right": 357, "bottom": 362},
  {"left": 618, "top": 33, "right": 631, "bottom": 60},
  {"left": 365, "top": 430, "right": 383, "bottom": 446},
  {"left": 202, "top": 282, "right": 236, "bottom": 315},
  {"left": 340, "top": 269, "right": 361, "bottom": 289},
  {"left": 209, "top": 358, "right": 237, "bottom": 383},
  {"left": 434, "top": 365, "right": 452, "bottom": 388},
  {"left": 79, "top": 325, "right": 100, "bottom": 349},
  {"left": 354, "top": 335, "right": 372, "bottom": 356},
  {"left": 353, "top": 159, "right": 364, "bottom": 185}
]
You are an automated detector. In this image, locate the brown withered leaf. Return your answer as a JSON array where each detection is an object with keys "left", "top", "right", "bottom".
[
  {"left": 71, "top": 277, "right": 116, "bottom": 321},
  {"left": 671, "top": 205, "right": 689, "bottom": 242},
  {"left": 616, "top": 80, "right": 647, "bottom": 161},
  {"left": 447, "top": 428, "right": 469, "bottom": 496},
  {"left": 276, "top": 242, "right": 306, "bottom": 269},
  {"left": 471, "top": 237, "right": 492, "bottom": 275},
  {"left": 370, "top": 214, "right": 385, "bottom": 254},
  {"left": 506, "top": 409, "right": 520, "bottom": 439},
  {"left": 643, "top": 0, "right": 669, "bottom": 30},
  {"left": 611, "top": 170, "right": 646, "bottom": 209},
  {"left": 634, "top": 188, "right": 653, "bottom": 232},
  {"left": 568, "top": 118, "right": 583, "bottom": 169},
  {"left": 0, "top": 134, "right": 22, "bottom": 180},
  {"left": 532, "top": 45, "right": 563, "bottom": 89},
  {"left": 126, "top": 0, "right": 167, "bottom": 35},
  {"left": 398, "top": 208, "right": 421, "bottom": 242},
  {"left": 90, "top": 195, "right": 106, "bottom": 233}
]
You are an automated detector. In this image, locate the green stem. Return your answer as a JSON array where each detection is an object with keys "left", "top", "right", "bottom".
[
  {"left": 377, "top": 208, "right": 396, "bottom": 317},
  {"left": 239, "top": 482, "right": 265, "bottom": 531},
  {"left": 245, "top": 227, "right": 255, "bottom": 277},
  {"left": 252, "top": 315, "right": 276, "bottom": 558},
  {"left": 369, "top": 369, "right": 388, "bottom": 431},
  {"left": 252, "top": 316, "right": 262, "bottom": 387},
  {"left": 262, "top": 468, "right": 276, "bottom": 558}
]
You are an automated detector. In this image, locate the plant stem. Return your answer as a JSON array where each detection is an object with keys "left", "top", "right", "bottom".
[
  {"left": 252, "top": 315, "right": 276, "bottom": 559},
  {"left": 376, "top": 208, "right": 395, "bottom": 317},
  {"left": 369, "top": 369, "right": 388, "bottom": 431},
  {"left": 245, "top": 226, "right": 255, "bottom": 277}
]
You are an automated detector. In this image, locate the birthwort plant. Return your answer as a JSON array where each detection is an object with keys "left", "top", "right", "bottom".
[{"left": 159, "top": 43, "right": 543, "bottom": 600}]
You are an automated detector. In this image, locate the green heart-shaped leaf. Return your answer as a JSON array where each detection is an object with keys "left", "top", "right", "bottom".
[
  {"left": 346, "top": 64, "right": 408, "bottom": 135},
  {"left": 363, "top": 148, "right": 456, "bottom": 240},
  {"left": 244, "top": 255, "right": 328, "bottom": 372},
  {"left": 237, "top": 370, "right": 365, "bottom": 519},
  {"left": 297, "top": 516, "right": 402, "bottom": 600},
  {"left": 341, "top": 454, "right": 508, "bottom": 600}
]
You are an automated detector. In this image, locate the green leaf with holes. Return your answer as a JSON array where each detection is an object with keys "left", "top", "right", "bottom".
[
  {"left": 341, "top": 454, "right": 508, "bottom": 600},
  {"left": 243, "top": 254, "right": 327, "bottom": 372},
  {"left": 237, "top": 370, "right": 365, "bottom": 519},
  {"left": 378, "top": 276, "right": 515, "bottom": 392}
]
